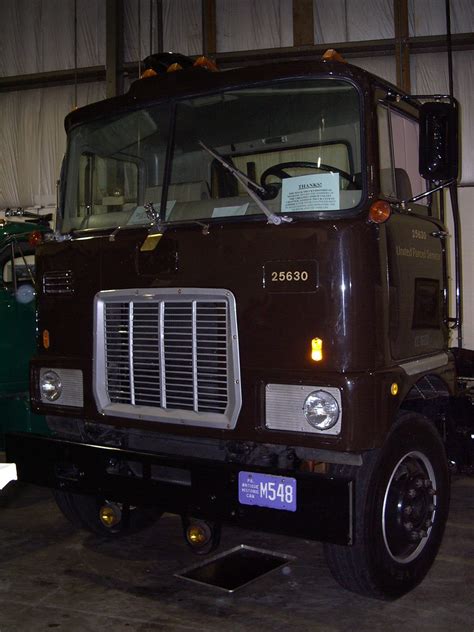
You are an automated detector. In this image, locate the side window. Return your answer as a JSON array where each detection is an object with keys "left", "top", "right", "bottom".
[
  {"left": 390, "top": 110, "right": 426, "bottom": 202},
  {"left": 2, "top": 245, "right": 35, "bottom": 287},
  {"left": 377, "top": 104, "right": 428, "bottom": 206},
  {"left": 377, "top": 105, "right": 396, "bottom": 198}
]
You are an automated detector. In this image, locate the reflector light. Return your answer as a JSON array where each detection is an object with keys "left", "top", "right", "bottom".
[
  {"left": 42, "top": 329, "right": 50, "bottom": 349},
  {"left": 311, "top": 337, "right": 323, "bottom": 362},
  {"left": 369, "top": 200, "right": 392, "bottom": 224},
  {"left": 29, "top": 230, "right": 43, "bottom": 247}
]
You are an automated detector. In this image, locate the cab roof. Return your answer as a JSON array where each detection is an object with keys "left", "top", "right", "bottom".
[{"left": 64, "top": 58, "right": 402, "bottom": 133}]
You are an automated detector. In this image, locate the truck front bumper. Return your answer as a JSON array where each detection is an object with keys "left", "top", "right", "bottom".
[{"left": 6, "top": 432, "right": 354, "bottom": 545}]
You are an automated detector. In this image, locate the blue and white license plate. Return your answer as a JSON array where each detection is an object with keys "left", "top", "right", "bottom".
[{"left": 238, "top": 471, "right": 297, "bottom": 512}]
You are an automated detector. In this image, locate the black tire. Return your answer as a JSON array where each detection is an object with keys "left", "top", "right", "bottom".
[
  {"left": 324, "top": 412, "right": 450, "bottom": 599},
  {"left": 53, "top": 490, "right": 161, "bottom": 537}
]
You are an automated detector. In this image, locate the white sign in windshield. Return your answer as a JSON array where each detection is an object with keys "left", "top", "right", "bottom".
[
  {"left": 212, "top": 203, "right": 249, "bottom": 218},
  {"left": 282, "top": 173, "right": 340, "bottom": 212}
]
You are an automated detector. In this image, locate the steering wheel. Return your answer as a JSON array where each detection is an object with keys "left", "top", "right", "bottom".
[{"left": 260, "top": 161, "right": 354, "bottom": 188}]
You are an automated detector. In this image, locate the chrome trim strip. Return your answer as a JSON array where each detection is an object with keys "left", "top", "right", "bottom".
[
  {"left": 159, "top": 300, "right": 166, "bottom": 408},
  {"left": 129, "top": 301, "right": 135, "bottom": 406},
  {"left": 192, "top": 300, "right": 198, "bottom": 412},
  {"left": 399, "top": 352, "right": 449, "bottom": 376}
]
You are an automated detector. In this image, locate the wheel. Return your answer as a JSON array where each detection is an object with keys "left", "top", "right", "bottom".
[
  {"left": 324, "top": 412, "right": 450, "bottom": 599},
  {"left": 260, "top": 161, "right": 354, "bottom": 188},
  {"left": 53, "top": 490, "right": 161, "bottom": 537}
]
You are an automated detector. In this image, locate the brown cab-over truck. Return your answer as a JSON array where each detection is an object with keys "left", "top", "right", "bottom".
[{"left": 5, "top": 52, "right": 474, "bottom": 599}]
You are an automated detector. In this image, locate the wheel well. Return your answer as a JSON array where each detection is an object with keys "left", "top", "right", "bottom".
[{"left": 399, "top": 374, "right": 450, "bottom": 436}]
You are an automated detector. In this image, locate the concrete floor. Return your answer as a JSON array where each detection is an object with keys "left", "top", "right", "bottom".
[{"left": 0, "top": 475, "right": 472, "bottom": 632}]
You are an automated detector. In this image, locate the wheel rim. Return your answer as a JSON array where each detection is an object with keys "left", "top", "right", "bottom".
[{"left": 382, "top": 450, "right": 438, "bottom": 564}]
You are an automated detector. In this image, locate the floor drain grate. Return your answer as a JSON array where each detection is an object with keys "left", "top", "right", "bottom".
[{"left": 175, "top": 544, "right": 295, "bottom": 592}]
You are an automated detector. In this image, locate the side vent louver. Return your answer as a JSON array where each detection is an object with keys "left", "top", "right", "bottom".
[{"left": 43, "top": 270, "right": 74, "bottom": 295}]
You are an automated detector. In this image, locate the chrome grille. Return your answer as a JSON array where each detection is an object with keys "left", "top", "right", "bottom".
[
  {"left": 95, "top": 288, "right": 241, "bottom": 429},
  {"left": 43, "top": 270, "right": 74, "bottom": 294}
]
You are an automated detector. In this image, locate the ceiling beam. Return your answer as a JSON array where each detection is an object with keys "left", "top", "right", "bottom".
[
  {"left": 293, "top": 0, "right": 314, "bottom": 47},
  {"left": 0, "top": 33, "right": 472, "bottom": 93}
]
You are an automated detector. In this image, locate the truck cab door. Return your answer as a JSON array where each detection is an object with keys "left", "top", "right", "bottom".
[{"left": 0, "top": 242, "right": 37, "bottom": 394}]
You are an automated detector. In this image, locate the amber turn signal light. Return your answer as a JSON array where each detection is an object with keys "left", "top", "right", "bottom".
[
  {"left": 311, "top": 337, "right": 323, "bottom": 362},
  {"left": 369, "top": 200, "right": 392, "bottom": 224}
]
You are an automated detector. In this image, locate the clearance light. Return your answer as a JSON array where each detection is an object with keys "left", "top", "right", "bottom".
[
  {"left": 311, "top": 337, "right": 323, "bottom": 362},
  {"left": 140, "top": 68, "right": 158, "bottom": 79},
  {"left": 42, "top": 329, "right": 50, "bottom": 349},
  {"left": 391, "top": 382, "right": 399, "bottom": 396},
  {"left": 193, "top": 56, "right": 219, "bottom": 72},
  {"left": 322, "top": 49, "right": 346, "bottom": 63},
  {"left": 28, "top": 230, "right": 43, "bottom": 247},
  {"left": 140, "top": 52, "right": 219, "bottom": 80},
  {"left": 369, "top": 200, "right": 392, "bottom": 224},
  {"left": 167, "top": 62, "right": 183, "bottom": 73}
]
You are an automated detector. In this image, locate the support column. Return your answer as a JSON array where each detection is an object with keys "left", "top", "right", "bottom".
[
  {"left": 106, "top": 0, "right": 124, "bottom": 98},
  {"left": 155, "top": 0, "right": 164, "bottom": 54},
  {"left": 202, "top": 0, "right": 217, "bottom": 56},
  {"left": 394, "top": 0, "right": 411, "bottom": 92},
  {"left": 293, "top": 0, "right": 314, "bottom": 47}
]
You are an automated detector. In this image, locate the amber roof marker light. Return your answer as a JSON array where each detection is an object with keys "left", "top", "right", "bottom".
[
  {"left": 322, "top": 49, "right": 347, "bottom": 63},
  {"left": 140, "top": 52, "right": 219, "bottom": 79}
]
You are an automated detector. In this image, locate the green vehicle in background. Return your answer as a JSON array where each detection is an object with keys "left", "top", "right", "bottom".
[{"left": 0, "top": 211, "right": 52, "bottom": 449}]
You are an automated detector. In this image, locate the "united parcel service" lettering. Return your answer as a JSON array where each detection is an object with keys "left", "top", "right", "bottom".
[{"left": 396, "top": 246, "right": 441, "bottom": 261}]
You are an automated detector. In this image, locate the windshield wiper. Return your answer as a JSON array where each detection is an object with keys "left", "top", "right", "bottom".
[{"left": 198, "top": 140, "right": 292, "bottom": 226}]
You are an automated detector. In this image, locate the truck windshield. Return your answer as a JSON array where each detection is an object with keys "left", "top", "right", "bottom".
[{"left": 62, "top": 78, "right": 362, "bottom": 233}]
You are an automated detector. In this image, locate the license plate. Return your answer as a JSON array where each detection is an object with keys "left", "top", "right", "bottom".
[{"left": 238, "top": 471, "right": 297, "bottom": 512}]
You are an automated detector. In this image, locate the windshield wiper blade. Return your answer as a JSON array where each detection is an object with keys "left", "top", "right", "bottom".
[{"left": 198, "top": 140, "right": 292, "bottom": 226}]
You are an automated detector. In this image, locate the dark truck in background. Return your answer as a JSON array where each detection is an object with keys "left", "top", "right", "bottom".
[
  {"left": 0, "top": 213, "right": 50, "bottom": 449},
  {"left": 5, "top": 52, "right": 474, "bottom": 599}
]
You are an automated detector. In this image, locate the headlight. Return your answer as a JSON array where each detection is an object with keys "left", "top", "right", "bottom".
[
  {"left": 40, "top": 370, "right": 62, "bottom": 401},
  {"left": 303, "top": 390, "right": 340, "bottom": 430}
]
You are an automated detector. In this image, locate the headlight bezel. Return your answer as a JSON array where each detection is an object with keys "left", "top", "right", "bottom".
[
  {"left": 265, "top": 383, "right": 342, "bottom": 436},
  {"left": 37, "top": 367, "right": 84, "bottom": 407}
]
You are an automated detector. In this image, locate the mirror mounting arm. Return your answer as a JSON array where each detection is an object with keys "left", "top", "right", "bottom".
[{"left": 398, "top": 178, "right": 456, "bottom": 209}]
